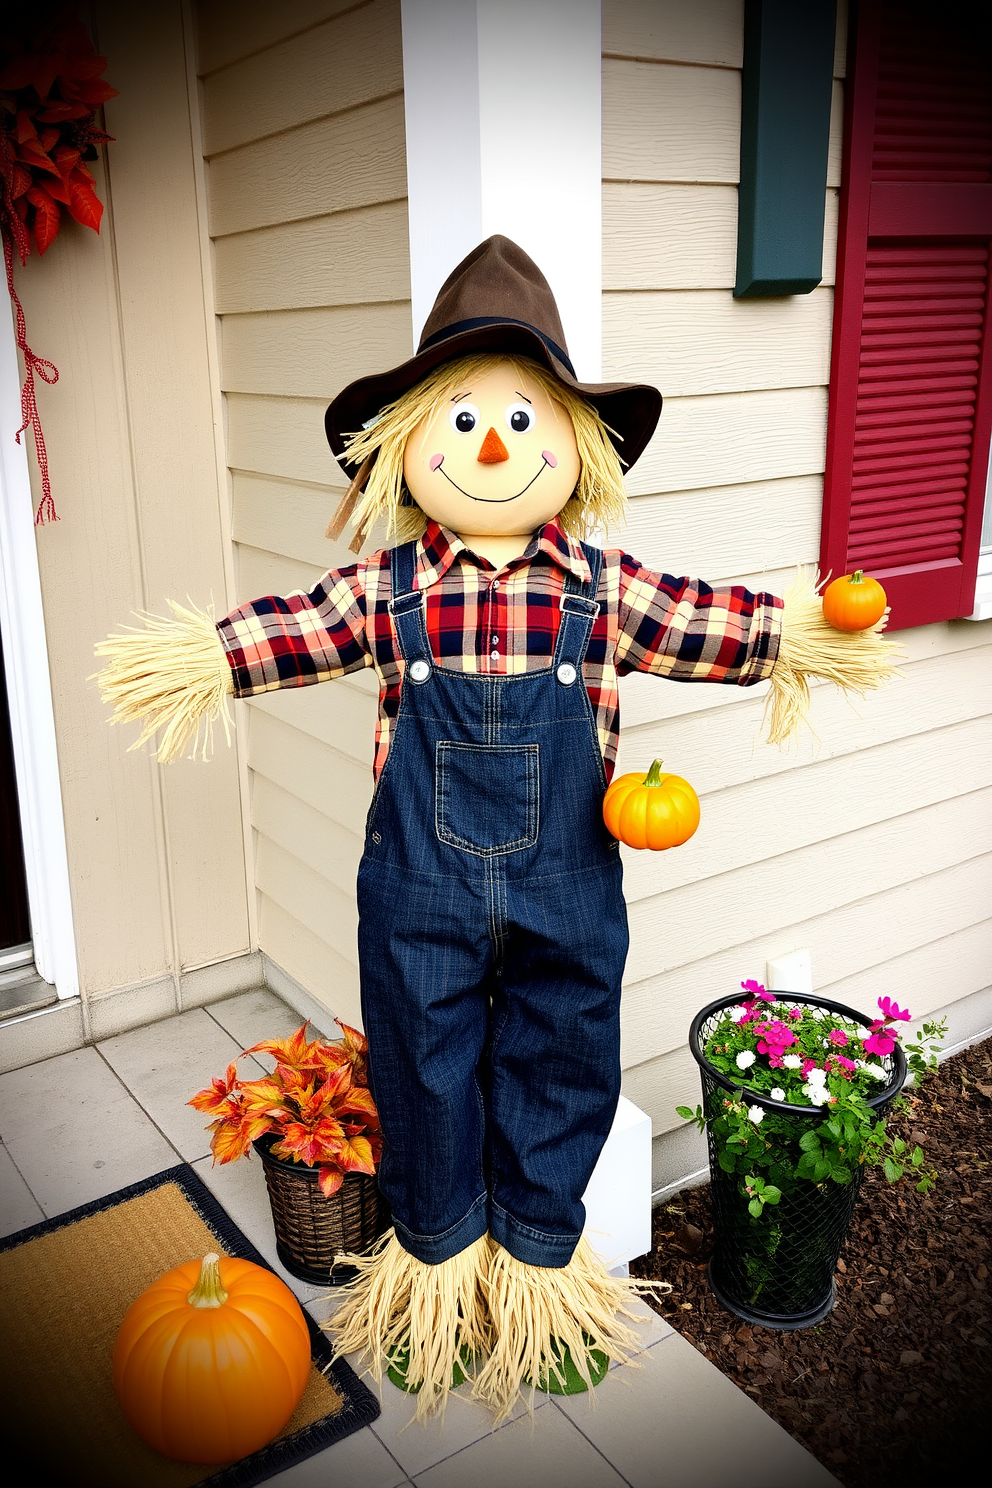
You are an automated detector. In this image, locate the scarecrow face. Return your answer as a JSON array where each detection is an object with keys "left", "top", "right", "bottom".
[{"left": 403, "top": 361, "right": 581, "bottom": 538}]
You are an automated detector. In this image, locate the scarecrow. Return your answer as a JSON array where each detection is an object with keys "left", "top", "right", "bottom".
[{"left": 96, "top": 237, "right": 897, "bottom": 1420}]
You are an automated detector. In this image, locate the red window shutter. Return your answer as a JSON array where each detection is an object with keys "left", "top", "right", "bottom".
[{"left": 822, "top": 0, "right": 992, "bottom": 629}]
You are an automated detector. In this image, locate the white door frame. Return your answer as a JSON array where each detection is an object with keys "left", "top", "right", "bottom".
[{"left": 0, "top": 297, "right": 79, "bottom": 999}]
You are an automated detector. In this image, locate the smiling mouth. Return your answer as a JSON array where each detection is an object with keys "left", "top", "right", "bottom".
[{"left": 435, "top": 456, "right": 550, "bottom": 503}]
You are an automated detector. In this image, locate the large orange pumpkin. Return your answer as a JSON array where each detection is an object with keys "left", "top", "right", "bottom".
[
  {"left": 821, "top": 570, "right": 887, "bottom": 632},
  {"left": 113, "top": 1252, "right": 311, "bottom": 1464},
  {"left": 603, "top": 758, "right": 700, "bottom": 850}
]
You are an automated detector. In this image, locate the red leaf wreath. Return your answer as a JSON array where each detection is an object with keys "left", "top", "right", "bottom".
[{"left": 1, "top": 4, "right": 116, "bottom": 524}]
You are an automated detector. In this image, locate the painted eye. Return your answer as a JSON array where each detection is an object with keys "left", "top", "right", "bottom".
[
  {"left": 449, "top": 402, "right": 480, "bottom": 433},
  {"left": 505, "top": 402, "right": 535, "bottom": 434}
]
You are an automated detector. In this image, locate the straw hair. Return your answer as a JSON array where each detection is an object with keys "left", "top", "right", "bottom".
[
  {"left": 326, "top": 1230, "right": 491, "bottom": 1421},
  {"left": 341, "top": 353, "right": 629, "bottom": 548},
  {"left": 766, "top": 568, "right": 903, "bottom": 746},
  {"left": 472, "top": 1236, "right": 668, "bottom": 1424},
  {"left": 92, "top": 600, "right": 234, "bottom": 763}
]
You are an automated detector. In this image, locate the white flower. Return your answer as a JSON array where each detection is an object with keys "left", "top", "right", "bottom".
[
  {"left": 862, "top": 1062, "right": 887, "bottom": 1081},
  {"left": 806, "top": 1066, "right": 827, "bottom": 1086},
  {"left": 747, "top": 1104, "right": 764, "bottom": 1124},
  {"left": 736, "top": 1050, "right": 757, "bottom": 1069},
  {"left": 802, "top": 1083, "right": 831, "bottom": 1106},
  {"left": 728, "top": 1006, "right": 747, "bottom": 1019},
  {"left": 770, "top": 1088, "right": 786, "bottom": 1101},
  {"left": 782, "top": 1055, "right": 802, "bottom": 1069}
]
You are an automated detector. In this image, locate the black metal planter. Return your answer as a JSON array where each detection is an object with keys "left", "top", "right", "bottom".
[
  {"left": 688, "top": 991, "right": 907, "bottom": 1331},
  {"left": 253, "top": 1133, "right": 390, "bottom": 1286}
]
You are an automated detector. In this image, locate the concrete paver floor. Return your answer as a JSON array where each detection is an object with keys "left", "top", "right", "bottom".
[{"left": 0, "top": 988, "right": 840, "bottom": 1488}]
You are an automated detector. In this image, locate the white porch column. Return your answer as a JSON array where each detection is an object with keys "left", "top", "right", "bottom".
[{"left": 401, "top": 0, "right": 603, "bottom": 379}]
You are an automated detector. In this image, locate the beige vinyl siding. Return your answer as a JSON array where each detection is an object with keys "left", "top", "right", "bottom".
[
  {"left": 196, "top": 0, "right": 410, "bottom": 1027},
  {"left": 602, "top": 0, "right": 992, "bottom": 1188},
  {"left": 13, "top": 1, "right": 250, "bottom": 1005}
]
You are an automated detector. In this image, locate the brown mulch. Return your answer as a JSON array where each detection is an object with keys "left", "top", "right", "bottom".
[{"left": 631, "top": 1038, "right": 991, "bottom": 1488}]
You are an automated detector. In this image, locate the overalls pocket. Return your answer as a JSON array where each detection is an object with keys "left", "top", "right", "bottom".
[{"left": 435, "top": 741, "right": 539, "bottom": 855}]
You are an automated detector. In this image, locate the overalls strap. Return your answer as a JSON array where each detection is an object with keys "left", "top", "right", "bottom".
[
  {"left": 387, "top": 538, "right": 603, "bottom": 670},
  {"left": 552, "top": 542, "right": 602, "bottom": 672},
  {"left": 387, "top": 541, "right": 432, "bottom": 664}
]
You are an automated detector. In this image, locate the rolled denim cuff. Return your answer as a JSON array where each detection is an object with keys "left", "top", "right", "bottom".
[
  {"left": 391, "top": 1192, "right": 489, "bottom": 1264},
  {"left": 489, "top": 1200, "right": 581, "bottom": 1268}
]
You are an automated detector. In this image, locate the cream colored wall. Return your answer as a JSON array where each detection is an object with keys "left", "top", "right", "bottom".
[
  {"left": 195, "top": 0, "right": 411, "bottom": 1028},
  {"left": 12, "top": 0, "right": 251, "bottom": 1022},
  {"left": 603, "top": 0, "right": 992, "bottom": 1188}
]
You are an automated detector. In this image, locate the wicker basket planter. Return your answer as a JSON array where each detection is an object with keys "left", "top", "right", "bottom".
[
  {"left": 254, "top": 1133, "right": 390, "bottom": 1286},
  {"left": 688, "top": 991, "right": 907, "bottom": 1331}
]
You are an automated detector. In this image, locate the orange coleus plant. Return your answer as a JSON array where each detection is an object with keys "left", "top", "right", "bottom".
[{"left": 188, "top": 1021, "right": 382, "bottom": 1199}]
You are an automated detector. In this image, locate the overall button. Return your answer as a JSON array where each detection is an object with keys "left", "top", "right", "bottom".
[
  {"left": 556, "top": 663, "right": 577, "bottom": 686},
  {"left": 408, "top": 659, "right": 431, "bottom": 683}
]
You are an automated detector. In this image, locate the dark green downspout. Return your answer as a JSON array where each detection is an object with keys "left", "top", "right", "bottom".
[{"left": 734, "top": 0, "right": 838, "bottom": 298}]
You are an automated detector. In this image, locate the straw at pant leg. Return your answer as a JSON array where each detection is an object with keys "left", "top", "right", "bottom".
[
  {"left": 473, "top": 1236, "right": 669, "bottom": 1423},
  {"left": 325, "top": 1229, "right": 491, "bottom": 1420}
]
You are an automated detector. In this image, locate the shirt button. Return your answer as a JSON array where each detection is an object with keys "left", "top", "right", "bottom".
[
  {"left": 490, "top": 649, "right": 499, "bottom": 661},
  {"left": 491, "top": 578, "right": 499, "bottom": 589},
  {"left": 491, "top": 635, "right": 499, "bottom": 645},
  {"left": 557, "top": 663, "right": 577, "bottom": 685}
]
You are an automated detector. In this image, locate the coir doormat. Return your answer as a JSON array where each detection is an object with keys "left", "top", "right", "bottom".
[{"left": 0, "top": 1164, "right": 379, "bottom": 1488}]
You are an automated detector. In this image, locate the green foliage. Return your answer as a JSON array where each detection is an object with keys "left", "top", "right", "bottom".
[{"left": 676, "top": 994, "right": 945, "bottom": 1225}]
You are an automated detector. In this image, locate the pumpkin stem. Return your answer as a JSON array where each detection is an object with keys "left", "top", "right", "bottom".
[
  {"left": 851, "top": 570, "right": 864, "bottom": 584},
  {"left": 644, "top": 758, "right": 666, "bottom": 787},
  {"left": 187, "top": 1252, "right": 229, "bottom": 1308}
]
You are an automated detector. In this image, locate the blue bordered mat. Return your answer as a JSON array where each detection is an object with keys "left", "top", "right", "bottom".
[{"left": 0, "top": 1162, "right": 380, "bottom": 1488}]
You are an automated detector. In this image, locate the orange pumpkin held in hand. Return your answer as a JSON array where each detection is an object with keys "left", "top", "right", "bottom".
[
  {"left": 821, "top": 570, "right": 887, "bottom": 632},
  {"left": 113, "top": 1252, "right": 311, "bottom": 1464},
  {"left": 603, "top": 758, "right": 700, "bottom": 850}
]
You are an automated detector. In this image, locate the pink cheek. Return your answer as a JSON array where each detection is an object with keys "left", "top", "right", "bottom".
[
  {"left": 542, "top": 450, "right": 558, "bottom": 468},
  {"left": 429, "top": 453, "right": 444, "bottom": 471}
]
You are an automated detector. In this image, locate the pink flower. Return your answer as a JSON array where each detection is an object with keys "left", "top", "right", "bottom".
[
  {"left": 828, "top": 1053, "right": 857, "bottom": 1078},
  {"left": 828, "top": 1029, "right": 848, "bottom": 1046},
  {"left": 864, "top": 1029, "right": 896, "bottom": 1057},
  {"left": 741, "top": 980, "right": 776, "bottom": 1004},
  {"left": 761, "top": 1021, "right": 797, "bottom": 1049},
  {"left": 767, "top": 1054, "right": 784, "bottom": 1069},
  {"left": 784, "top": 1009, "right": 802, "bottom": 1020},
  {"left": 878, "top": 996, "right": 911, "bottom": 1023},
  {"left": 801, "top": 1058, "right": 817, "bottom": 1076}
]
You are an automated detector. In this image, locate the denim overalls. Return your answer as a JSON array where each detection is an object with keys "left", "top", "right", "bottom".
[{"left": 357, "top": 540, "right": 629, "bottom": 1268}]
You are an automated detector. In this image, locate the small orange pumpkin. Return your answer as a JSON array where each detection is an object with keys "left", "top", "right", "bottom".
[
  {"left": 113, "top": 1252, "right": 311, "bottom": 1464},
  {"left": 821, "top": 570, "right": 887, "bottom": 632},
  {"left": 603, "top": 758, "right": 700, "bottom": 850}
]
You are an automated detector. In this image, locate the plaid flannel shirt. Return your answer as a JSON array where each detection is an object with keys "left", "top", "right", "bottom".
[{"left": 217, "top": 518, "right": 782, "bottom": 783}]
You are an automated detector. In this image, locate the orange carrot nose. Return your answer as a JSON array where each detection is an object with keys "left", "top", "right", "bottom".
[{"left": 477, "top": 427, "right": 509, "bottom": 463}]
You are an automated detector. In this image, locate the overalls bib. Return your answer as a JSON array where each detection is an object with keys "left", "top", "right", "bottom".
[{"left": 357, "top": 540, "right": 629, "bottom": 1268}]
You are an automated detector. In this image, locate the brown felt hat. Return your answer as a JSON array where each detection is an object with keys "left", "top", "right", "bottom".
[{"left": 324, "top": 235, "right": 662, "bottom": 477}]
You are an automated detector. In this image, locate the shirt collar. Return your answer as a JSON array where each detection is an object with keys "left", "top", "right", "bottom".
[{"left": 415, "top": 517, "right": 591, "bottom": 588}]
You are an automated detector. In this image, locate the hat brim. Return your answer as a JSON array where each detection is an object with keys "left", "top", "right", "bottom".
[{"left": 324, "top": 321, "right": 662, "bottom": 478}]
